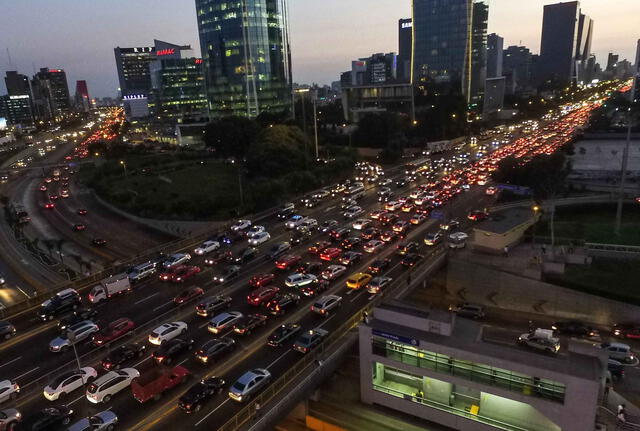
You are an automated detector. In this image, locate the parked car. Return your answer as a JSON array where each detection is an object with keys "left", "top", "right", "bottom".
[
  {"left": 101, "top": 343, "right": 146, "bottom": 371},
  {"left": 267, "top": 323, "right": 302, "bottom": 347},
  {"left": 292, "top": 329, "right": 329, "bottom": 354},
  {"left": 311, "top": 295, "right": 342, "bottom": 317},
  {"left": 195, "top": 338, "right": 236, "bottom": 364},
  {"left": 86, "top": 368, "right": 140, "bottom": 404},
  {"left": 195, "top": 296, "right": 232, "bottom": 317},
  {"left": 179, "top": 377, "right": 226, "bottom": 413},
  {"left": 228, "top": 369, "right": 271, "bottom": 402},
  {"left": 152, "top": 338, "right": 195, "bottom": 365}
]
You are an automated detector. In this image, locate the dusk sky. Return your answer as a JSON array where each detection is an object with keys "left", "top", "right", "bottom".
[{"left": 1, "top": 0, "right": 638, "bottom": 97}]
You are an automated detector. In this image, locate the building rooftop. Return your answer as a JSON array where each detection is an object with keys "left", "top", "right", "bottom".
[
  {"left": 377, "top": 301, "right": 451, "bottom": 324},
  {"left": 476, "top": 207, "right": 535, "bottom": 235},
  {"left": 371, "top": 313, "right": 602, "bottom": 382}
]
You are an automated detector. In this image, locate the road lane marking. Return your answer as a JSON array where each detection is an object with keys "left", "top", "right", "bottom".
[
  {"left": 135, "top": 292, "right": 159, "bottom": 305},
  {"left": 68, "top": 393, "right": 86, "bottom": 405},
  {"left": 13, "top": 366, "right": 40, "bottom": 380},
  {"left": 0, "top": 356, "right": 22, "bottom": 369},
  {"left": 317, "top": 314, "right": 337, "bottom": 329},
  {"left": 195, "top": 399, "right": 230, "bottom": 427},
  {"left": 133, "top": 356, "right": 151, "bottom": 368},
  {"left": 350, "top": 289, "right": 369, "bottom": 303},
  {"left": 266, "top": 350, "right": 291, "bottom": 370},
  {"left": 153, "top": 301, "right": 173, "bottom": 312}
]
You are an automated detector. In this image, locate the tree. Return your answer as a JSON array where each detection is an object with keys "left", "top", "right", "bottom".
[
  {"left": 352, "top": 112, "right": 406, "bottom": 148},
  {"left": 246, "top": 125, "right": 307, "bottom": 177},
  {"left": 204, "top": 116, "right": 260, "bottom": 159}
]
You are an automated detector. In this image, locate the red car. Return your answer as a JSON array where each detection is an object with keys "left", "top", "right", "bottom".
[
  {"left": 39, "top": 185, "right": 47, "bottom": 192},
  {"left": 73, "top": 223, "right": 86, "bottom": 231},
  {"left": 50, "top": 195, "right": 59, "bottom": 200},
  {"left": 467, "top": 210, "right": 489, "bottom": 221},
  {"left": 308, "top": 241, "right": 331, "bottom": 255},
  {"left": 247, "top": 286, "right": 280, "bottom": 306},
  {"left": 249, "top": 273, "right": 275, "bottom": 289},
  {"left": 275, "top": 254, "right": 302, "bottom": 270},
  {"left": 77, "top": 209, "right": 88, "bottom": 215},
  {"left": 171, "top": 265, "right": 201, "bottom": 283},
  {"left": 320, "top": 247, "right": 341, "bottom": 261},
  {"left": 44, "top": 202, "right": 55, "bottom": 209},
  {"left": 92, "top": 318, "right": 135, "bottom": 346},
  {"left": 173, "top": 287, "right": 204, "bottom": 305}
]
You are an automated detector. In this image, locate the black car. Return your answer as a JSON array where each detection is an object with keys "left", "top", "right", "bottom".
[
  {"left": 361, "top": 227, "right": 381, "bottom": 240},
  {"left": 339, "top": 251, "right": 362, "bottom": 266},
  {"left": 266, "top": 242, "right": 291, "bottom": 260},
  {"left": 277, "top": 208, "right": 295, "bottom": 220},
  {"left": 195, "top": 295, "right": 232, "bottom": 317},
  {"left": 58, "top": 307, "right": 98, "bottom": 331},
  {"left": 368, "top": 258, "right": 391, "bottom": 274},
  {"left": 92, "top": 238, "right": 107, "bottom": 247},
  {"left": 153, "top": 338, "right": 195, "bottom": 365},
  {"left": 396, "top": 241, "right": 420, "bottom": 256},
  {"left": 341, "top": 237, "right": 362, "bottom": 250},
  {"left": 300, "top": 279, "right": 330, "bottom": 297},
  {"left": 204, "top": 250, "right": 233, "bottom": 266},
  {"left": 178, "top": 377, "right": 226, "bottom": 413},
  {"left": 38, "top": 290, "right": 81, "bottom": 321},
  {"left": 101, "top": 343, "right": 146, "bottom": 370},
  {"left": 401, "top": 253, "right": 423, "bottom": 267},
  {"left": 296, "top": 262, "right": 324, "bottom": 276},
  {"left": 608, "top": 359, "right": 625, "bottom": 381},
  {"left": 319, "top": 220, "right": 338, "bottom": 233},
  {"left": 215, "top": 233, "right": 233, "bottom": 246},
  {"left": 230, "top": 247, "right": 259, "bottom": 264},
  {"left": 290, "top": 229, "right": 312, "bottom": 246},
  {"left": 212, "top": 266, "right": 241, "bottom": 284},
  {"left": 305, "top": 198, "right": 320, "bottom": 208},
  {"left": 20, "top": 405, "right": 74, "bottom": 430},
  {"left": 395, "top": 179, "right": 408, "bottom": 188},
  {"left": 195, "top": 338, "right": 236, "bottom": 364},
  {"left": 551, "top": 320, "right": 597, "bottom": 337},
  {"left": 0, "top": 321, "right": 16, "bottom": 341},
  {"left": 293, "top": 329, "right": 329, "bottom": 354},
  {"left": 329, "top": 228, "right": 351, "bottom": 241},
  {"left": 267, "top": 323, "right": 302, "bottom": 347},
  {"left": 266, "top": 293, "right": 301, "bottom": 316}
]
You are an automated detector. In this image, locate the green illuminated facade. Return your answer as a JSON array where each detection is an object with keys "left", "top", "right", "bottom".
[
  {"left": 195, "top": 0, "right": 292, "bottom": 118},
  {"left": 150, "top": 58, "right": 208, "bottom": 121}
]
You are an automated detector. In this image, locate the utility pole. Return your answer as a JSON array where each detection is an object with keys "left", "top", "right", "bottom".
[
  {"left": 615, "top": 107, "right": 633, "bottom": 236},
  {"left": 312, "top": 89, "right": 319, "bottom": 160}
]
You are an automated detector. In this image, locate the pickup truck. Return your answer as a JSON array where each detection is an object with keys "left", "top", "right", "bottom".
[
  {"left": 233, "top": 314, "right": 269, "bottom": 336},
  {"left": 131, "top": 365, "right": 190, "bottom": 403}
]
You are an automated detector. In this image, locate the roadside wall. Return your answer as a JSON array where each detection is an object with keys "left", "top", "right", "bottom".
[{"left": 447, "top": 257, "right": 640, "bottom": 325}]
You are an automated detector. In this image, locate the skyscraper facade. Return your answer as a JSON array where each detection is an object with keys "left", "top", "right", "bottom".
[
  {"left": 75, "top": 80, "right": 91, "bottom": 112},
  {"left": 4, "top": 71, "right": 31, "bottom": 96},
  {"left": 150, "top": 57, "right": 208, "bottom": 121},
  {"left": 398, "top": 18, "right": 413, "bottom": 83},
  {"left": 486, "top": 33, "right": 504, "bottom": 79},
  {"left": 114, "top": 46, "right": 155, "bottom": 97},
  {"left": 575, "top": 13, "right": 594, "bottom": 83},
  {"left": 503, "top": 45, "right": 534, "bottom": 92},
  {"left": 635, "top": 39, "right": 640, "bottom": 73},
  {"left": 538, "top": 1, "right": 584, "bottom": 85},
  {"left": 412, "top": 0, "right": 488, "bottom": 102},
  {"left": 195, "top": 0, "right": 292, "bottom": 118},
  {"left": 31, "top": 68, "right": 71, "bottom": 121}
]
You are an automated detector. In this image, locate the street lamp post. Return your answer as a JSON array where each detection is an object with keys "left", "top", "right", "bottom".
[
  {"left": 119, "top": 160, "right": 127, "bottom": 177},
  {"left": 67, "top": 330, "right": 92, "bottom": 425},
  {"left": 532, "top": 205, "right": 540, "bottom": 250},
  {"left": 312, "top": 89, "right": 319, "bottom": 160}
]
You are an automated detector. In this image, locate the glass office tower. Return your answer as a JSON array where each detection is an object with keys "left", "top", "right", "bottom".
[
  {"left": 195, "top": 0, "right": 292, "bottom": 118},
  {"left": 412, "top": 0, "right": 488, "bottom": 102}
]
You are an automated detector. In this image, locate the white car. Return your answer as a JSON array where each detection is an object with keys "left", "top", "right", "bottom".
[
  {"left": 285, "top": 273, "right": 317, "bottom": 287},
  {"left": 86, "top": 368, "right": 140, "bottom": 404},
  {"left": 321, "top": 265, "right": 347, "bottom": 280},
  {"left": 248, "top": 231, "right": 271, "bottom": 246},
  {"left": 231, "top": 219, "right": 252, "bottom": 231},
  {"left": 352, "top": 219, "right": 371, "bottom": 230},
  {"left": 363, "top": 240, "right": 385, "bottom": 253},
  {"left": 285, "top": 215, "right": 305, "bottom": 229},
  {"left": 163, "top": 253, "right": 191, "bottom": 269},
  {"left": 384, "top": 201, "right": 402, "bottom": 211},
  {"left": 311, "top": 295, "right": 343, "bottom": 316},
  {"left": 44, "top": 367, "right": 97, "bottom": 401},
  {"left": 367, "top": 276, "right": 393, "bottom": 294},
  {"left": 0, "top": 380, "right": 19, "bottom": 403},
  {"left": 208, "top": 311, "right": 244, "bottom": 334},
  {"left": 246, "top": 225, "right": 266, "bottom": 238},
  {"left": 298, "top": 218, "right": 318, "bottom": 230},
  {"left": 228, "top": 368, "right": 271, "bottom": 402},
  {"left": 148, "top": 321, "right": 188, "bottom": 345},
  {"left": 343, "top": 206, "right": 364, "bottom": 219},
  {"left": 49, "top": 320, "right": 99, "bottom": 353},
  {"left": 194, "top": 240, "right": 220, "bottom": 255}
]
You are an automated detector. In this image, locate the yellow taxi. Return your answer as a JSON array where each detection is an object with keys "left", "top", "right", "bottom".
[{"left": 346, "top": 272, "right": 373, "bottom": 290}]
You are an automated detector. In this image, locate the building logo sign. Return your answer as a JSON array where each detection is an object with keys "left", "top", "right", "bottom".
[
  {"left": 401, "top": 22, "right": 413, "bottom": 29},
  {"left": 157, "top": 48, "right": 175, "bottom": 56},
  {"left": 372, "top": 329, "right": 418, "bottom": 346},
  {"left": 195, "top": 59, "right": 203, "bottom": 64}
]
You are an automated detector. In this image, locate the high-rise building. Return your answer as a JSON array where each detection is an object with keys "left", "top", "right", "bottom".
[
  {"left": 486, "top": 33, "right": 504, "bottom": 79},
  {"left": 412, "top": 0, "right": 489, "bottom": 102},
  {"left": 574, "top": 13, "right": 594, "bottom": 83},
  {"left": 114, "top": 46, "right": 155, "bottom": 98},
  {"left": 31, "top": 68, "right": 71, "bottom": 121},
  {"left": 150, "top": 57, "right": 208, "bottom": 121},
  {"left": 635, "top": 39, "right": 640, "bottom": 73},
  {"left": 503, "top": 45, "right": 534, "bottom": 92},
  {"left": 398, "top": 18, "right": 413, "bottom": 83},
  {"left": 606, "top": 53, "right": 619, "bottom": 72},
  {"left": 4, "top": 71, "right": 31, "bottom": 96},
  {"left": 195, "top": 0, "right": 292, "bottom": 118},
  {"left": 74, "top": 80, "right": 91, "bottom": 112},
  {"left": 1, "top": 95, "right": 34, "bottom": 128},
  {"left": 538, "top": 1, "right": 581, "bottom": 85}
]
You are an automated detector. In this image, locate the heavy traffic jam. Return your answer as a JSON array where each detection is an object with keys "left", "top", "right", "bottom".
[{"left": 0, "top": 93, "right": 611, "bottom": 429}]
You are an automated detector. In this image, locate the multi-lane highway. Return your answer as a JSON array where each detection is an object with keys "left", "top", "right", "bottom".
[{"left": 0, "top": 90, "right": 615, "bottom": 430}]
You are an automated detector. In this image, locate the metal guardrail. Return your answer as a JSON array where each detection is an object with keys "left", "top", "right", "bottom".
[
  {"left": 585, "top": 243, "right": 640, "bottom": 254},
  {"left": 216, "top": 246, "right": 448, "bottom": 431},
  {"left": 488, "top": 194, "right": 621, "bottom": 213}
]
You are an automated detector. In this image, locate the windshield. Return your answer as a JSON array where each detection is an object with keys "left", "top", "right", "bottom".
[{"left": 232, "top": 381, "right": 246, "bottom": 392}]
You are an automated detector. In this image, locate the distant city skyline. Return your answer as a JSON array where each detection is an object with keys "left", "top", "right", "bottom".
[{"left": 0, "top": 0, "right": 638, "bottom": 97}]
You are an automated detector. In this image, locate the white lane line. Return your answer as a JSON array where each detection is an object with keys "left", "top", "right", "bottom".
[
  {"left": 13, "top": 366, "right": 40, "bottom": 380},
  {"left": 317, "top": 314, "right": 337, "bottom": 329},
  {"left": 349, "top": 289, "right": 369, "bottom": 303},
  {"left": 133, "top": 356, "right": 151, "bottom": 368},
  {"left": 68, "top": 393, "right": 86, "bottom": 405},
  {"left": 345, "top": 289, "right": 354, "bottom": 296},
  {"left": 135, "top": 292, "right": 159, "bottom": 305},
  {"left": 266, "top": 350, "right": 291, "bottom": 370},
  {"left": 0, "top": 356, "right": 22, "bottom": 369},
  {"left": 177, "top": 358, "right": 188, "bottom": 366},
  {"left": 153, "top": 301, "right": 173, "bottom": 312},
  {"left": 195, "top": 399, "right": 230, "bottom": 427}
]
